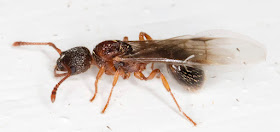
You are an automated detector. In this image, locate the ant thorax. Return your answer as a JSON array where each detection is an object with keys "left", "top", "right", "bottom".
[{"left": 92, "top": 40, "right": 145, "bottom": 74}]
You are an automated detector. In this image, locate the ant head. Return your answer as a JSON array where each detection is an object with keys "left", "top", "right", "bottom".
[{"left": 55, "top": 46, "right": 93, "bottom": 75}]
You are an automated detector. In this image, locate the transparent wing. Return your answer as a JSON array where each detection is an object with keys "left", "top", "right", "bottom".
[{"left": 118, "top": 31, "right": 266, "bottom": 66}]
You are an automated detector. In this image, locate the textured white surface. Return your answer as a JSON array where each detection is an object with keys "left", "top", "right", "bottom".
[{"left": 1, "top": 0, "right": 280, "bottom": 132}]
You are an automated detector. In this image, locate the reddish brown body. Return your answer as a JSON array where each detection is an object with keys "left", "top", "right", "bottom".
[
  {"left": 13, "top": 30, "right": 267, "bottom": 127},
  {"left": 13, "top": 32, "right": 197, "bottom": 126}
]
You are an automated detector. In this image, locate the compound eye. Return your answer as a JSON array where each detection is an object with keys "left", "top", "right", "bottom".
[
  {"left": 56, "top": 58, "right": 66, "bottom": 71},
  {"left": 56, "top": 63, "right": 65, "bottom": 71},
  {"left": 55, "top": 53, "right": 67, "bottom": 71}
]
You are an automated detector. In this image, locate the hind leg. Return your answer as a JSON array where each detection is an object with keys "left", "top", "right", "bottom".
[{"left": 134, "top": 70, "right": 197, "bottom": 126}]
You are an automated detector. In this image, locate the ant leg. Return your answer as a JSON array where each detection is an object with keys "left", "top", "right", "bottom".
[
  {"left": 123, "top": 32, "right": 152, "bottom": 42},
  {"left": 101, "top": 70, "right": 120, "bottom": 113},
  {"left": 123, "top": 36, "right": 129, "bottom": 42},
  {"left": 118, "top": 68, "right": 130, "bottom": 79},
  {"left": 51, "top": 64, "right": 71, "bottom": 103},
  {"left": 139, "top": 32, "right": 153, "bottom": 41},
  {"left": 124, "top": 73, "right": 130, "bottom": 79},
  {"left": 134, "top": 69, "right": 160, "bottom": 80},
  {"left": 139, "top": 32, "right": 155, "bottom": 70},
  {"left": 150, "top": 63, "right": 155, "bottom": 71},
  {"left": 134, "top": 70, "right": 197, "bottom": 126},
  {"left": 159, "top": 74, "right": 197, "bottom": 126},
  {"left": 13, "top": 41, "right": 62, "bottom": 55},
  {"left": 90, "top": 66, "right": 105, "bottom": 102}
]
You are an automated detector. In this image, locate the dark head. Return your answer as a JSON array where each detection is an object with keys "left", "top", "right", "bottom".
[
  {"left": 92, "top": 40, "right": 133, "bottom": 67},
  {"left": 56, "top": 46, "right": 93, "bottom": 75}
]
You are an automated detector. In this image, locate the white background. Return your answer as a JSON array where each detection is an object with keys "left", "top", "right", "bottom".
[{"left": 1, "top": 0, "right": 280, "bottom": 132}]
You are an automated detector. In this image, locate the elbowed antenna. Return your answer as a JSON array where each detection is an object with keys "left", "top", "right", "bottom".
[{"left": 13, "top": 41, "right": 62, "bottom": 54}]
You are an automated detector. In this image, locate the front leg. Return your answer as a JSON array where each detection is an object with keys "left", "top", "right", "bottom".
[
  {"left": 90, "top": 66, "right": 105, "bottom": 102},
  {"left": 101, "top": 69, "right": 120, "bottom": 113}
]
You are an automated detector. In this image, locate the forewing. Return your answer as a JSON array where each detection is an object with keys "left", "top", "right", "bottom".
[{"left": 119, "top": 32, "right": 266, "bottom": 66}]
